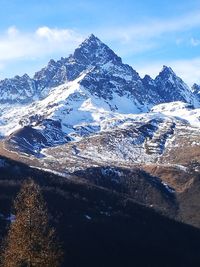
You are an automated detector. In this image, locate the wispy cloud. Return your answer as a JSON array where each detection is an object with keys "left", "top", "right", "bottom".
[
  {"left": 96, "top": 11, "right": 200, "bottom": 58},
  {"left": 98, "top": 11, "right": 200, "bottom": 86},
  {"left": 2, "top": 10, "right": 198, "bottom": 66},
  {"left": 190, "top": 37, "right": 200, "bottom": 46},
  {"left": 101, "top": 11, "right": 200, "bottom": 43},
  {"left": 0, "top": 26, "right": 84, "bottom": 62},
  {"left": 1, "top": 10, "right": 200, "bottom": 85}
]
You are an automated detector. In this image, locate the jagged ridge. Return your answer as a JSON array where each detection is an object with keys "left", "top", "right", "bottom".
[{"left": 0, "top": 34, "right": 199, "bottom": 107}]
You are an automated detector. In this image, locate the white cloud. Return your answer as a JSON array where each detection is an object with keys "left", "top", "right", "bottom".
[
  {"left": 0, "top": 63, "right": 4, "bottom": 70},
  {"left": 135, "top": 57, "right": 200, "bottom": 86},
  {"left": 190, "top": 37, "right": 200, "bottom": 46},
  {"left": 0, "top": 26, "right": 84, "bottom": 62},
  {"left": 7, "top": 26, "right": 19, "bottom": 37},
  {"left": 101, "top": 12, "right": 200, "bottom": 44},
  {"left": 35, "top": 27, "right": 80, "bottom": 42}
]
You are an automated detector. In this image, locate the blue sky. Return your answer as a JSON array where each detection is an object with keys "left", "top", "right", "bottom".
[{"left": 0, "top": 0, "right": 200, "bottom": 85}]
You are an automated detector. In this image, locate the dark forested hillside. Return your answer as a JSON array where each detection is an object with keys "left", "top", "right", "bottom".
[{"left": 0, "top": 156, "right": 200, "bottom": 267}]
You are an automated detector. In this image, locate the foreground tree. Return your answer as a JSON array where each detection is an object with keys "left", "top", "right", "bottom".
[{"left": 1, "top": 179, "right": 62, "bottom": 267}]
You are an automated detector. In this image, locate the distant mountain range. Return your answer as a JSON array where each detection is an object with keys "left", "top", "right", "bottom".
[{"left": 0, "top": 34, "right": 199, "bottom": 107}]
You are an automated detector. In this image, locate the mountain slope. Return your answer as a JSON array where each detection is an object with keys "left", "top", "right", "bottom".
[{"left": 1, "top": 156, "right": 200, "bottom": 267}]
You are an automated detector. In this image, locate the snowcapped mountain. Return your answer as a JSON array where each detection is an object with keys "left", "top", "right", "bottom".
[
  {"left": 31, "top": 101, "right": 199, "bottom": 171},
  {"left": 0, "top": 34, "right": 199, "bottom": 107},
  {"left": 0, "top": 34, "right": 199, "bottom": 156},
  {"left": 0, "top": 34, "right": 200, "bottom": 230},
  {"left": 0, "top": 74, "right": 36, "bottom": 104},
  {"left": 154, "top": 66, "right": 197, "bottom": 105}
]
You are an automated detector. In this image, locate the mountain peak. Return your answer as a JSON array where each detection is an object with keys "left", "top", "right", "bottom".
[
  {"left": 77, "top": 34, "right": 105, "bottom": 52},
  {"left": 192, "top": 83, "right": 200, "bottom": 95},
  {"left": 83, "top": 34, "right": 101, "bottom": 44},
  {"left": 160, "top": 65, "right": 175, "bottom": 76},
  {"left": 72, "top": 34, "right": 121, "bottom": 66},
  {"left": 48, "top": 59, "right": 56, "bottom": 66},
  {"left": 143, "top": 74, "right": 154, "bottom": 82},
  {"left": 155, "top": 65, "right": 178, "bottom": 82},
  {"left": 153, "top": 65, "right": 198, "bottom": 106}
]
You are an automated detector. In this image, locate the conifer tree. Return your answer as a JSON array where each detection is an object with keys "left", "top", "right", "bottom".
[{"left": 1, "top": 179, "right": 62, "bottom": 267}]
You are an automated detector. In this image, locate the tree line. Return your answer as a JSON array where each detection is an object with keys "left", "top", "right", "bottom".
[{"left": 0, "top": 178, "right": 63, "bottom": 267}]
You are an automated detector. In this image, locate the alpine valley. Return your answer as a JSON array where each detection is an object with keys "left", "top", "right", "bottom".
[{"left": 0, "top": 34, "right": 200, "bottom": 267}]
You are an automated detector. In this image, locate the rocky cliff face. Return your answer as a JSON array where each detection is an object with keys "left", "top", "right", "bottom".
[
  {"left": 192, "top": 83, "right": 200, "bottom": 102},
  {"left": 0, "top": 74, "right": 36, "bottom": 103}
]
